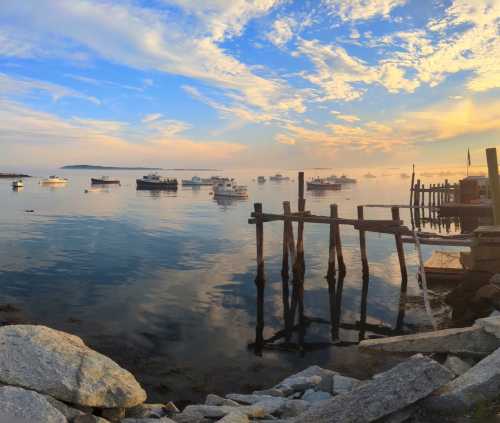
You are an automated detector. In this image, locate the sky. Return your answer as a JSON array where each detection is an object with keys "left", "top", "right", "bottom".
[{"left": 0, "top": 0, "right": 499, "bottom": 170}]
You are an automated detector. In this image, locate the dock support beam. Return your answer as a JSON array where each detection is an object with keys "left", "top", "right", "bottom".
[
  {"left": 487, "top": 148, "right": 500, "bottom": 225},
  {"left": 254, "top": 203, "right": 265, "bottom": 354}
]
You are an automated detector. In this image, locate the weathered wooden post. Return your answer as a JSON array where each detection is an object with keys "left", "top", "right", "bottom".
[
  {"left": 358, "top": 205, "right": 369, "bottom": 341},
  {"left": 391, "top": 207, "right": 408, "bottom": 292},
  {"left": 296, "top": 172, "right": 306, "bottom": 348},
  {"left": 409, "top": 164, "right": 415, "bottom": 206},
  {"left": 326, "top": 204, "right": 337, "bottom": 340},
  {"left": 282, "top": 202, "right": 291, "bottom": 339},
  {"left": 331, "top": 204, "right": 345, "bottom": 273},
  {"left": 487, "top": 148, "right": 500, "bottom": 225},
  {"left": 254, "top": 202, "right": 265, "bottom": 353}
]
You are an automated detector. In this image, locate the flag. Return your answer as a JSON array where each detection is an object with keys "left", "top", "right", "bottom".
[{"left": 467, "top": 148, "right": 471, "bottom": 166}]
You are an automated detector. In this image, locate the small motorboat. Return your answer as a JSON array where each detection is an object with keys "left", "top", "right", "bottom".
[
  {"left": 269, "top": 173, "right": 290, "bottom": 181},
  {"left": 364, "top": 173, "right": 377, "bottom": 179},
  {"left": 257, "top": 176, "right": 266, "bottom": 183},
  {"left": 41, "top": 176, "right": 68, "bottom": 184},
  {"left": 136, "top": 173, "right": 178, "bottom": 190},
  {"left": 12, "top": 180, "right": 24, "bottom": 188},
  {"left": 307, "top": 178, "right": 341, "bottom": 190},
  {"left": 182, "top": 176, "right": 213, "bottom": 186},
  {"left": 212, "top": 179, "right": 248, "bottom": 198},
  {"left": 91, "top": 176, "right": 120, "bottom": 185}
]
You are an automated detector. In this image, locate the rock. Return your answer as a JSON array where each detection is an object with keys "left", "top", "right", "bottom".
[
  {"left": 301, "top": 389, "right": 332, "bottom": 403},
  {"left": 44, "top": 395, "right": 86, "bottom": 420},
  {"left": 279, "top": 399, "right": 310, "bottom": 418},
  {"left": 254, "top": 397, "right": 286, "bottom": 415},
  {"left": 294, "top": 354, "right": 453, "bottom": 423},
  {"left": 101, "top": 407, "right": 125, "bottom": 421},
  {"left": 252, "top": 388, "right": 285, "bottom": 397},
  {"left": 215, "top": 411, "right": 248, "bottom": 423},
  {"left": 0, "top": 325, "right": 146, "bottom": 407},
  {"left": 277, "top": 366, "right": 334, "bottom": 393},
  {"left": 359, "top": 324, "right": 499, "bottom": 355},
  {"left": 443, "top": 355, "right": 472, "bottom": 376},
  {"left": 206, "top": 394, "right": 240, "bottom": 406},
  {"left": 0, "top": 386, "right": 66, "bottom": 423},
  {"left": 126, "top": 403, "right": 178, "bottom": 418},
  {"left": 226, "top": 393, "right": 277, "bottom": 405},
  {"left": 476, "top": 315, "right": 500, "bottom": 338},
  {"left": 121, "top": 419, "right": 176, "bottom": 423},
  {"left": 173, "top": 409, "right": 210, "bottom": 423},
  {"left": 182, "top": 404, "right": 267, "bottom": 419},
  {"left": 331, "top": 374, "right": 361, "bottom": 395},
  {"left": 74, "top": 416, "right": 110, "bottom": 423},
  {"left": 425, "top": 345, "right": 500, "bottom": 412}
]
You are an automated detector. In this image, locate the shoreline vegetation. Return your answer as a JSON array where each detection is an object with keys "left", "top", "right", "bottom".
[
  {"left": 0, "top": 172, "right": 31, "bottom": 178},
  {"left": 60, "top": 165, "right": 221, "bottom": 171}
]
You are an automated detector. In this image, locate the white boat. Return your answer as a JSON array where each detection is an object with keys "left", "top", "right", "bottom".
[
  {"left": 41, "top": 176, "right": 68, "bottom": 184},
  {"left": 364, "top": 173, "right": 377, "bottom": 179},
  {"left": 12, "top": 180, "right": 24, "bottom": 188},
  {"left": 213, "top": 179, "right": 248, "bottom": 198},
  {"left": 257, "top": 176, "right": 266, "bottom": 183},
  {"left": 327, "top": 174, "right": 356, "bottom": 184},
  {"left": 182, "top": 176, "right": 213, "bottom": 186},
  {"left": 269, "top": 173, "right": 290, "bottom": 181},
  {"left": 307, "top": 178, "right": 341, "bottom": 190}
]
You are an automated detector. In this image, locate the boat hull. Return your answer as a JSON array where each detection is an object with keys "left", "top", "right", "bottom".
[
  {"left": 136, "top": 179, "right": 178, "bottom": 190},
  {"left": 91, "top": 178, "right": 120, "bottom": 185},
  {"left": 307, "top": 182, "right": 341, "bottom": 190},
  {"left": 213, "top": 192, "right": 248, "bottom": 198}
]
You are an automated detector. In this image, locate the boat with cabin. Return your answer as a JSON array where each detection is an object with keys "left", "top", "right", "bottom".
[
  {"left": 327, "top": 174, "right": 357, "bottom": 184},
  {"left": 12, "top": 180, "right": 24, "bottom": 188},
  {"left": 182, "top": 176, "right": 213, "bottom": 186},
  {"left": 257, "top": 176, "right": 266, "bottom": 183},
  {"left": 213, "top": 179, "right": 248, "bottom": 198},
  {"left": 269, "top": 174, "right": 290, "bottom": 181},
  {"left": 136, "top": 173, "right": 178, "bottom": 190},
  {"left": 41, "top": 176, "right": 68, "bottom": 184},
  {"left": 307, "top": 178, "right": 342, "bottom": 190},
  {"left": 91, "top": 176, "right": 120, "bottom": 185},
  {"left": 364, "top": 173, "right": 377, "bottom": 179}
]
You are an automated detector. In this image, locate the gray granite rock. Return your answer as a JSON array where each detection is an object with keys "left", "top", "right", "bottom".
[
  {"left": 425, "top": 345, "right": 500, "bottom": 412},
  {"left": 226, "top": 393, "right": 277, "bottom": 405},
  {"left": 443, "top": 355, "right": 472, "bottom": 376},
  {"left": 476, "top": 316, "right": 500, "bottom": 338},
  {"left": 359, "top": 325, "right": 499, "bottom": 355},
  {"left": 215, "top": 411, "right": 248, "bottom": 423},
  {"left": 331, "top": 375, "right": 361, "bottom": 395},
  {"left": 277, "top": 366, "right": 334, "bottom": 393},
  {"left": 182, "top": 404, "right": 267, "bottom": 419},
  {"left": 0, "top": 325, "right": 146, "bottom": 407},
  {"left": 101, "top": 407, "right": 125, "bottom": 421},
  {"left": 206, "top": 394, "right": 240, "bottom": 406},
  {"left": 279, "top": 399, "right": 310, "bottom": 418},
  {"left": 121, "top": 419, "right": 176, "bottom": 423},
  {"left": 294, "top": 354, "right": 453, "bottom": 423},
  {"left": 252, "top": 388, "right": 285, "bottom": 397},
  {"left": 44, "top": 395, "right": 86, "bottom": 420},
  {"left": 301, "top": 389, "right": 332, "bottom": 403},
  {"left": 0, "top": 386, "right": 66, "bottom": 423},
  {"left": 126, "top": 403, "right": 171, "bottom": 418},
  {"left": 74, "top": 416, "right": 110, "bottom": 423},
  {"left": 172, "top": 409, "right": 210, "bottom": 423}
]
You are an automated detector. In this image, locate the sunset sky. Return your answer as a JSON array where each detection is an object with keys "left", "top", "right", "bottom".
[{"left": 1, "top": 0, "right": 499, "bottom": 170}]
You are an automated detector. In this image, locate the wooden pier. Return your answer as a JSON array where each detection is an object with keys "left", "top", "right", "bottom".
[{"left": 248, "top": 172, "right": 467, "bottom": 353}]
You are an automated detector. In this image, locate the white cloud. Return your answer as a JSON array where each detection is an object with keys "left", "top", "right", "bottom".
[
  {"left": 0, "top": 73, "right": 100, "bottom": 104},
  {"left": 275, "top": 133, "right": 296, "bottom": 145},
  {"left": 267, "top": 17, "right": 297, "bottom": 47},
  {"left": 142, "top": 113, "right": 163, "bottom": 123},
  {"left": 324, "top": 0, "right": 407, "bottom": 21},
  {"left": 335, "top": 113, "right": 360, "bottom": 123}
]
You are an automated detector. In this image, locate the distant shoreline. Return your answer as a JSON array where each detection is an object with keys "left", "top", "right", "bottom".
[
  {"left": 61, "top": 165, "right": 220, "bottom": 171},
  {"left": 0, "top": 173, "right": 31, "bottom": 178}
]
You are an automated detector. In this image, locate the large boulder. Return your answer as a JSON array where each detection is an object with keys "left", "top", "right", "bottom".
[
  {"left": 293, "top": 355, "right": 453, "bottom": 423},
  {"left": 0, "top": 385, "right": 67, "bottom": 423},
  {"left": 0, "top": 325, "right": 146, "bottom": 407},
  {"left": 425, "top": 345, "right": 500, "bottom": 413}
]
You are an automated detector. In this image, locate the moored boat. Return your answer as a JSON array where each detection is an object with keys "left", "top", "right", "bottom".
[
  {"left": 257, "top": 176, "right": 266, "bottom": 183},
  {"left": 136, "top": 173, "right": 178, "bottom": 190},
  {"left": 41, "top": 176, "right": 68, "bottom": 184},
  {"left": 269, "top": 173, "right": 290, "bottom": 181},
  {"left": 91, "top": 176, "right": 120, "bottom": 185},
  {"left": 182, "top": 176, "right": 213, "bottom": 186},
  {"left": 12, "top": 180, "right": 24, "bottom": 188},
  {"left": 337, "top": 174, "right": 357, "bottom": 184},
  {"left": 364, "top": 173, "right": 377, "bottom": 179},
  {"left": 307, "top": 178, "right": 341, "bottom": 190},
  {"left": 212, "top": 179, "right": 248, "bottom": 198}
]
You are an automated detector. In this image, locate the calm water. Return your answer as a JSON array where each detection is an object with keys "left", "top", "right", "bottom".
[{"left": 0, "top": 169, "right": 460, "bottom": 403}]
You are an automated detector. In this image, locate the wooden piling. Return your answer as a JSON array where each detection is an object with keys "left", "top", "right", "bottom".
[
  {"left": 486, "top": 148, "right": 500, "bottom": 225},
  {"left": 391, "top": 207, "right": 408, "bottom": 292},
  {"left": 409, "top": 164, "right": 415, "bottom": 206},
  {"left": 331, "top": 204, "right": 345, "bottom": 273},
  {"left": 326, "top": 205, "right": 338, "bottom": 340},
  {"left": 254, "top": 203, "right": 265, "bottom": 353},
  {"left": 358, "top": 206, "right": 369, "bottom": 341},
  {"left": 282, "top": 202, "right": 291, "bottom": 339}
]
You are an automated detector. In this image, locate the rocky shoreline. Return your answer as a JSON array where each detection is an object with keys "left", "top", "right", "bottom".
[{"left": 2, "top": 319, "right": 500, "bottom": 422}]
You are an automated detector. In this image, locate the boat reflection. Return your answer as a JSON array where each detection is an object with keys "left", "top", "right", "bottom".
[
  {"left": 213, "top": 195, "right": 248, "bottom": 208},
  {"left": 136, "top": 187, "right": 178, "bottom": 199}
]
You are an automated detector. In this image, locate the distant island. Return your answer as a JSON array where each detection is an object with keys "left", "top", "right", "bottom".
[
  {"left": 61, "top": 165, "right": 162, "bottom": 170},
  {"left": 61, "top": 165, "right": 220, "bottom": 171},
  {"left": 0, "top": 172, "right": 31, "bottom": 178}
]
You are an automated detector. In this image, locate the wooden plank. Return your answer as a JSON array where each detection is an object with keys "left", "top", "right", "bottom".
[
  {"left": 439, "top": 203, "right": 493, "bottom": 218},
  {"left": 249, "top": 213, "right": 402, "bottom": 226},
  {"left": 401, "top": 237, "right": 471, "bottom": 246}
]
